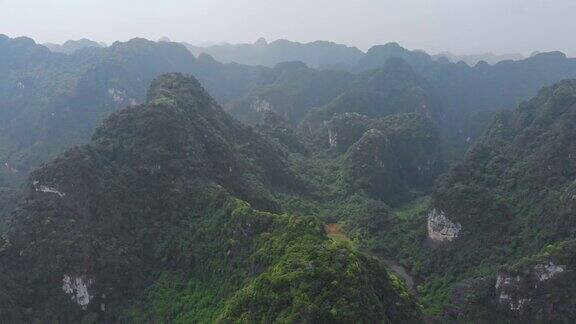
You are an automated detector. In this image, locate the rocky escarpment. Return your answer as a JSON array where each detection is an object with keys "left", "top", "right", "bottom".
[
  {"left": 445, "top": 240, "right": 576, "bottom": 323},
  {"left": 427, "top": 209, "right": 461, "bottom": 242},
  {"left": 494, "top": 261, "right": 567, "bottom": 314},
  {"left": 61, "top": 274, "right": 95, "bottom": 310},
  {"left": 325, "top": 113, "right": 370, "bottom": 152}
]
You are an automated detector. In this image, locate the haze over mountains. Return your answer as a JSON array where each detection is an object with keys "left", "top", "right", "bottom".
[
  {"left": 41, "top": 36, "right": 533, "bottom": 69},
  {"left": 432, "top": 51, "right": 526, "bottom": 66},
  {"left": 3, "top": 32, "right": 576, "bottom": 322},
  {"left": 43, "top": 39, "right": 107, "bottom": 54}
]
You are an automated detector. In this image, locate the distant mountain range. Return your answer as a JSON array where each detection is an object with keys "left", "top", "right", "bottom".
[
  {"left": 184, "top": 37, "right": 364, "bottom": 69},
  {"left": 41, "top": 37, "right": 542, "bottom": 69},
  {"left": 186, "top": 38, "right": 536, "bottom": 69},
  {"left": 432, "top": 51, "right": 525, "bottom": 66},
  {"left": 43, "top": 38, "right": 107, "bottom": 54}
]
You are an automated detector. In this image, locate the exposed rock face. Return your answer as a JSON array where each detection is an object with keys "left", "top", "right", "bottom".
[
  {"left": 251, "top": 98, "right": 273, "bottom": 113},
  {"left": 325, "top": 113, "right": 370, "bottom": 152},
  {"left": 427, "top": 208, "right": 461, "bottom": 242},
  {"left": 444, "top": 240, "right": 576, "bottom": 323},
  {"left": 494, "top": 262, "right": 566, "bottom": 313},
  {"left": 62, "top": 274, "right": 94, "bottom": 310},
  {"left": 33, "top": 180, "right": 65, "bottom": 197},
  {"left": 428, "top": 81, "right": 576, "bottom": 321},
  {"left": 495, "top": 260, "right": 569, "bottom": 312},
  {"left": 108, "top": 88, "right": 138, "bottom": 106},
  {"left": 108, "top": 88, "right": 125, "bottom": 103},
  {"left": 533, "top": 262, "right": 564, "bottom": 281},
  {"left": 495, "top": 273, "right": 530, "bottom": 312},
  {"left": 328, "top": 126, "right": 337, "bottom": 148}
]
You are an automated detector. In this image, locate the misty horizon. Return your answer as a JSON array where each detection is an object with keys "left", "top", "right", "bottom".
[
  {"left": 2, "top": 0, "right": 576, "bottom": 56},
  {"left": 2, "top": 34, "right": 569, "bottom": 62}
]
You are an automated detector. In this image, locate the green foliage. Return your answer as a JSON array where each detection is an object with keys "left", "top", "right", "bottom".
[
  {"left": 327, "top": 232, "right": 356, "bottom": 250},
  {"left": 301, "top": 57, "right": 441, "bottom": 137},
  {"left": 393, "top": 196, "right": 431, "bottom": 221},
  {"left": 5, "top": 35, "right": 576, "bottom": 323},
  {"left": 219, "top": 239, "right": 421, "bottom": 323},
  {"left": 125, "top": 273, "right": 221, "bottom": 323},
  {"left": 416, "top": 275, "right": 455, "bottom": 317},
  {"left": 227, "top": 64, "right": 354, "bottom": 125},
  {"left": 445, "top": 239, "right": 576, "bottom": 322},
  {"left": 126, "top": 196, "right": 420, "bottom": 323},
  {"left": 342, "top": 114, "right": 444, "bottom": 206},
  {"left": 0, "top": 74, "right": 423, "bottom": 323}
]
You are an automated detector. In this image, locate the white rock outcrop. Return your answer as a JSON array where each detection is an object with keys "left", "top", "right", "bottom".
[
  {"left": 495, "top": 273, "right": 521, "bottom": 290},
  {"left": 4, "top": 162, "right": 18, "bottom": 173},
  {"left": 495, "top": 274, "right": 530, "bottom": 311},
  {"left": 108, "top": 88, "right": 126, "bottom": 103},
  {"left": 534, "top": 262, "right": 564, "bottom": 281},
  {"left": 33, "top": 180, "right": 65, "bottom": 197},
  {"left": 510, "top": 297, "right": 531, "bottom": 311},
  {"left": 328, "top": 127, "right": 337, "bottom": 148},
  {"left": 62, "top": 274, "right": 94, "bottom": 309},
  {"left": 251, "top": 99, "right": 272, "bottom": 113},
  {"left": 427, "top": 208, "right": 462, "bottom": 242},
  {"left": 494, "top": 261, "right": 566, "bottom": 313}
]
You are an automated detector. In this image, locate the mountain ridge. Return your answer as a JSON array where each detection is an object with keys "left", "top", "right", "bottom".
[{"left": 0, "top": 73, "right": 422, "bottom": 322}]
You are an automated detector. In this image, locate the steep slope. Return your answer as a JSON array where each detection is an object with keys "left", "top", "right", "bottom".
[
  {"left": 275, "top": 111, "right": 444, "bottom": 227},
  {"left": 429, "top": 80, "right": 576, "bottom": 272},
  {"left": 0, "top": 35, "right": 280, "bottom": 223},
  {"left": 0, "top": 36, "right": 194, "bottom": 176},
  {"left": 355, "top": 43, "right": 576, "bottom": 156},
  {"left": 445, "top": 240, "right": 576, "bottom": 322},
  {"left": 0, "top": 35, "right": 278, "bottom": 176},
  {"left": 226, "top": 61, "right": 354, "bottom": 125},
  {"left": 342, "top": 113, "right": 444, "bottom": 206},
  {"left": 364, "top": 80, "right": 576, "bottom": 317},
  {"left": 0, "top": 74, "right": 422, "bottom": 323},
  {"left": 301, "top": 58, "right": 441, "bottom": 139}
]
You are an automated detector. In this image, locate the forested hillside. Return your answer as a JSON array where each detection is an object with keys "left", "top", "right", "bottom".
[
  {"left": 0, "top": 35, "right": 278, "bottom": 224},
  {"left": 3, "top": 32, "right": 576, "bottom": 323},
  {"left": 0, "top": 74, "right": 422, "bottom": 323},
  {"left": 363, "top": 80, "right": 576, "bottom": 318}
]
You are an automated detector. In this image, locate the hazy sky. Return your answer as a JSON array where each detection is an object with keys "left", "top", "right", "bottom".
[{"left": 1, "top": 0, "right": 575, "bottom": 55}]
